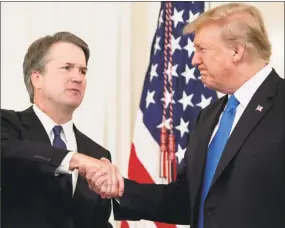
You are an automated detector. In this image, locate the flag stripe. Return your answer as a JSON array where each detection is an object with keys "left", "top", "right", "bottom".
[
  {"left": 128, "top": 143, "right": 154, "bottom": 183},
  {"left": 131, "top": 111, "right": 168, "bottom": 184}
]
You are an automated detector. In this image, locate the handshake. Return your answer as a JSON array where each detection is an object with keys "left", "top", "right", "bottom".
[{"left": 70, "top": 153, "right": 124, "bottom": 199}]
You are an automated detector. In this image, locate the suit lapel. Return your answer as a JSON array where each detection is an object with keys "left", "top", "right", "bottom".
[
  {"left": 190, "top": 96, "right": 227, "bottom": 206},
  {"left": 72, "top": 126, "right": 94, "bottom": 199},
  {"left": 210, "top": 70, "right": 280, "bottom": 189},
  {"left": 21, "top": 106, "right": 51, "bottom": 144},
  {"left": 73, "top": 126, "right": 85, "bottom": 154},
  {"left": 73, "top": 126, "right": 94, "bottom": 157}
]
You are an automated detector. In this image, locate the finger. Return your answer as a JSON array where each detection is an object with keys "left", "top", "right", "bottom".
[
  {"left": 86, "top": 167, "right": 105, "bottom": 183},
  {"left": 89, "top": 172, "right": 108, "bottom": 194},
  {"left": 86, "top": 170, "right": 104, "bottom": 193},
  {"left": 99, "top": 158, "right": 113, "bottom": 198},
  {"left": 100, "top": 157, "right": 111, "bottom": 164},
  {"left": 88, "top": 169, "right": 107, "bottom": 192},
  {"left": 105, "top": 164, "right": 112, "bottom": 198},
  {"left": 117, "top": 171, "right": 125, "bottom": 197},
  {"left": 110, "top": 165, "right": 118, "bottom": 198},
  {"left": 99, "top": 178, "right": 109, "bottom": 197},
  {"left": 88, "top": 181, "right": 100, "bottom": 194},
  {"left": 78, "top": 165, "right": 87, "bottom": 177},
  {"left": 86, "top": 168, "right": 108, "bottom": 194},
  {"left": 94, "top": 174, "right": 108, "bottom": 189},
  {"left": 100, "top": 182, "right": 108, "bottom": 198},
  {"left": 88, "top": 176, "right": 100, "bottom": 194},
  {"left": 85, "top": 166, "right": 100, "bottom": 181},
  {"left": 93, "top": 173, "right": 108, "bottom": 193}
]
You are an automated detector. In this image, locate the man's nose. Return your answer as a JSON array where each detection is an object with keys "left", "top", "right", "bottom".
[
  {"left": 70, "top": 69, "right": 84, "bottom": 83},
  {"left": 191, "top": 52, "right": 202, "bottom": 67}
]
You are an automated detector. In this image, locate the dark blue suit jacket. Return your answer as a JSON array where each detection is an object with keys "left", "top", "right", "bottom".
[
  {"left": 2, "top": 106, "right": 113, "bottom": 228},
  {"left": 114, "top": 69, "right": 285, "bottom": 228}
]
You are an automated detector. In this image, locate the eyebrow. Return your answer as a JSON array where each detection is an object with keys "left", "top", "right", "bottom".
[
  {"left": 193, "top": 42, "right": 202, "bottom": 47},
  {"left": 65, "top": 62, "right": 88, "bottom": 71}
]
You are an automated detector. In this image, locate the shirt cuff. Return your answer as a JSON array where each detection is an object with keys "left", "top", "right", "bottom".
[
  {"left": 114, "top": 198, "right": 120, "bottom": 204},
  {"left": 55, "top": 151, "right": 77, "bottom": 175}
]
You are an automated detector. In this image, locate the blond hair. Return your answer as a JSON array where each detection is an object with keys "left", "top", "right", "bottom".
[
  {"left": 184, "top": 3, "right": 272, "bottom": 62},
  {"left": 23, "top": 32, "right": 90, "bottom": 103}
]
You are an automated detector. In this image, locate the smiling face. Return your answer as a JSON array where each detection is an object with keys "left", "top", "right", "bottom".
[{"left": 32, "top": 42, "right": 87, "bottom": 111}]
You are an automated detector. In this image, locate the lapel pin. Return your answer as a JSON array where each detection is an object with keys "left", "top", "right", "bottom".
[{"left": 255, "top": 105, "right": 263, "bottom": 112}]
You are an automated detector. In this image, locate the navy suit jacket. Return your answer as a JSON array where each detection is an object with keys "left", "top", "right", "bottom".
[
  {"left": 114, "top": 69, "right": 285, "bottom": 228},
  {"left": 2, "top": 106, "right": 113, "bottom": 228}
]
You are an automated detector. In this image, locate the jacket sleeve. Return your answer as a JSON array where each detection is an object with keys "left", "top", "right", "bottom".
[
  {"left": 113, "top": 152, "right": 190, "bottom": 225},
  {"left": 1, "top": 109, "right": 69, "bottom": 175}
]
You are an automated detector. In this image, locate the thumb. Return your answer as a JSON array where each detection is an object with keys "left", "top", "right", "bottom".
[
  {"left": 100, "top": 157, "right": 111, "bottom": 164},
  {"left": 78, "top": 165, "right": 87, "bottom": 177}
]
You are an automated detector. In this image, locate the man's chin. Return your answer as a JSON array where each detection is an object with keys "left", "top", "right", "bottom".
[
  {"left": 200, "top": 76, "right": 209, "bottom": 87},
  {"left": 201, "top": 76, "right": 215, "bottom": 89},
  {"left": 63, "top": 99, "right": 82, "bottom": 110}
]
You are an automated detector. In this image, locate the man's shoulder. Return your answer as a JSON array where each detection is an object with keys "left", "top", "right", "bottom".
[
  {"left": 1, "top": 108, "right": 21, "bottom": 122},
  {"left": 276, "top": 76, "right": 285, "bottom": 105},
  {"left": 1, "top": 107, "right": 32, "bottom": 117},
  {"left": 1, "top": 108, "right": 17, "bottom": 116},
  {"left": 1, "top": 107, "right": 33, "bottom": 124},
  {"left": 278, "top": 76, "right": 285, "bottom": 89}
]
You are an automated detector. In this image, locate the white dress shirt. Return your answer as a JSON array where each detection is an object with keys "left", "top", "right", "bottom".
[
  {"left": 209, "top": 64, "right": 273, "bottom": 144},
  {"left": 33, "top": 104, "right": 78, "bottom": 196}
]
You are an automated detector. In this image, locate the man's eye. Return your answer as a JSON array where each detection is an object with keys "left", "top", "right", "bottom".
[
  {"left": 62, "top": 66, "right": 72, "bottom": 70},
  {"left": 80, "top": 70, "right": 86, "bottom": 75},
  {"left": 194, "top": 47, "right": 206, "bottom": 53}
]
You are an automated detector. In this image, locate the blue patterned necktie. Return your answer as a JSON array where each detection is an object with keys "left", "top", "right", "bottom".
[
  {"left": 198, "top": 95, "right": 240, "bottom": 228},
  {"left": 53, "top": 126, "right": 67, "bottom": 150},
  {"left": 52, "top": 125, "right": 72, "bottom": 196}
]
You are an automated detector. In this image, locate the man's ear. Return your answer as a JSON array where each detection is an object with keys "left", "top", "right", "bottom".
[
  {"left": 31, "top": 71, "right": 42, "bottom": 89},
  {"left": 232, "top": 43, "right": 245, "bottom": 63}
]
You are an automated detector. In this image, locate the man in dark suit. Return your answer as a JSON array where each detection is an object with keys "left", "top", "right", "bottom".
[
  {"left": 82, "top": 3, "right": 285, "bottom": 228},
  {"left": 1, "top": 31, "right": 123, "bottom": 228}
]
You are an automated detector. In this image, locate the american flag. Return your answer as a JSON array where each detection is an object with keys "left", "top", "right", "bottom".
[{"left": 121, "top": 1, "right": 217, "bottom": 228}]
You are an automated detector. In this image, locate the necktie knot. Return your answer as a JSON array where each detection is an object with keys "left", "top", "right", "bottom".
[
  {"left": 53, "top": 125, "right": 63, "bottom": 136},
  {"left": 226, "top": 95, "right": 239, "bottom": 111},
  {"left": 52, "top": 125, "right": 66, "bottom": 150}
]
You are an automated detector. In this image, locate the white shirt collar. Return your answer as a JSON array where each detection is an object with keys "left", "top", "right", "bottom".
[
  {"left": 32, "top": 104, "right": 74, "bottom": 143},
  {"left": 232, "top": 64, "right": 273, "bottom": 108}
]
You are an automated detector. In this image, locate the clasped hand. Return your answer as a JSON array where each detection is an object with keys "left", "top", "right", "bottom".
[{"left": 75, "top": 155, "right": 124, "bottom": 199}]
